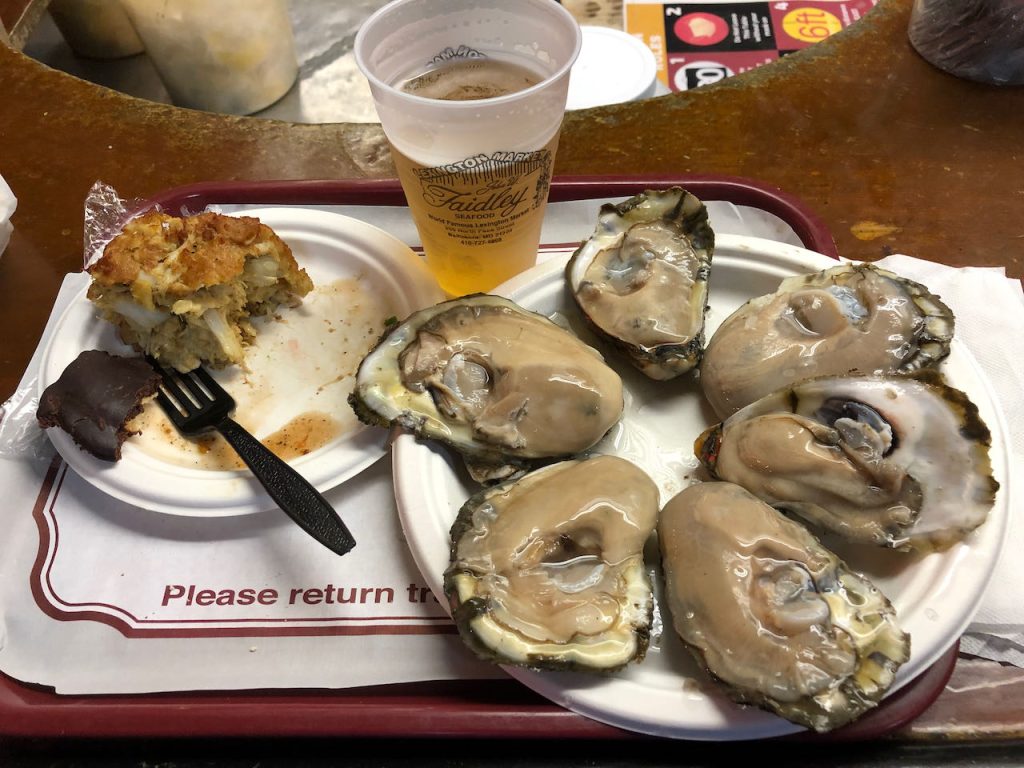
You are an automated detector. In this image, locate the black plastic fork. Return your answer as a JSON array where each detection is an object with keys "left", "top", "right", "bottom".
[{"left": 146, "top": 357, "right": 356, "bottom": 556}]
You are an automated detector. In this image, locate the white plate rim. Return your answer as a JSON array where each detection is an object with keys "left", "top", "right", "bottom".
[
  {"left": 393, "top": 233, "right": 1012, "bottom": 740},
  {"left": 38, "top": 207, "right": 444, "bottom": 517}
]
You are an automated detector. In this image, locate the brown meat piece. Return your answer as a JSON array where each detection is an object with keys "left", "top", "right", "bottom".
[{"left": 37, "top": 350, "right": 161, "bottom": 461}]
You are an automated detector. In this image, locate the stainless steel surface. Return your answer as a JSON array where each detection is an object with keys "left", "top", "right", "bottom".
[
  {"left": 23, "top": 0, "right": 389, "bottom": 122},
  {"left": 23, "top": 1, "right": 649, "bottom": 122}
]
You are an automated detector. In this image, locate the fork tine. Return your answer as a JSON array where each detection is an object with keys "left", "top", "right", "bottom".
[
  {"left": 153, "top": 366, "right": 199, "bottom": 415},
  {"left": 154, "top": 389, "right": 188, "bottom": 420},
  {"left": 191, "top": 365, "right": 235, "bottom": 409},
  {"left": 192, "top": 365, "right": 224, "bottom": 394},
  {"left": 178, "top": 368, "right": 215, "bottom": 406}
]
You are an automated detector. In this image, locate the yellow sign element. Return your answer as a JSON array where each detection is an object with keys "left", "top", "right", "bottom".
[
  {"left": 782, "top": 8, "right": 843, "bottom": 43},
  {"left": 624, "top": 2, "right": 669, "bottom": 86}
]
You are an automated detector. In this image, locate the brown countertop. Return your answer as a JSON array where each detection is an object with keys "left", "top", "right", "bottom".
[
  {"left": 1, "top": 0, "right": 1022, "bottom": 752},
  {"left": 2, "top": 0, "right": 1023, "bottom": 398}
]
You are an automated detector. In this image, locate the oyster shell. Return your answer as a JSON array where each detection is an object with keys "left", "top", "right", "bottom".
[
  {"left": 696, "top": 372, "right": 999, "bottom": 550},
  {"left": 444, "top": 455, "right": 659, "bottom": 671},
  {"left": 565, "top": 187, "right": 714, "bottom": 380},
  {"left": 349, "top": 294, "right": 623, "bottom": 483},
  {"left": 659, "top": 481, "right": 910, "bottom": 733},
  {"left": 700, "top": 263, "right": 955, "bottom": 418}
]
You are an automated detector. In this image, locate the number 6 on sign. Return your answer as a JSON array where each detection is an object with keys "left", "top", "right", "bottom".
[{"left": 782, "top": 8, "right": 842, "bottom": 42}]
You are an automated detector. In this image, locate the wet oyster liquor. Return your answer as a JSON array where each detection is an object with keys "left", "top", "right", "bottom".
[{"left": 355, "top": 0, "right": 582, "bottom": 296}]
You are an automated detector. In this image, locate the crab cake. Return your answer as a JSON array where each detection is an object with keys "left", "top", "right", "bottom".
[{"left": 87, "top": 210, "right": 313, "bottom": 371}]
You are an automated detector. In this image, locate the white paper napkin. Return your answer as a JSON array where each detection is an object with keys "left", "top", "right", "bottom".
[
  {"left": 872, "top": 255, "right": 1024, "bottom": 665},
  {"left": 0, "top": 172, "right": 16, "bottom": 258}
]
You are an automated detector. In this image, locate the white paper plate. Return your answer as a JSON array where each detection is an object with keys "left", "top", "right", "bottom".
[
  {"left": 393, "top": 234, "right": 1011, "bottom": 740},
  {"left": 39, "top": 207, "right": 444, "bottom": 517}
]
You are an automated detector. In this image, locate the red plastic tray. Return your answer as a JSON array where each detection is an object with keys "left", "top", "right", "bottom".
[
  {"left": 0, "top": 645, "right": 957, "bottom": 740},
  {"left": 3, "top": 175, "right": 954, "bottom": 742},
  {"left": 142, "top": 174, "right": 839, "bottom": 260}
]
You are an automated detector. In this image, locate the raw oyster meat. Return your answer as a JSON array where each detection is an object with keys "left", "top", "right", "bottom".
[
  {"left": 700, "top": 263, "right": 955, "bottom": 418},
  {"left": 349, "top": 294, "right": 623, "bottom": 482},
  {"left": 444, "top": 455, "right": 659, "bottom": 671},
  {"left": 696, "top": 372, "right": 999, "bottom": 550},
  {"left": 659, "top": 481, "right": 910, "bottom": 733},
  {"left": 565, "top": 187, "right": 714, "bottom": 380}
]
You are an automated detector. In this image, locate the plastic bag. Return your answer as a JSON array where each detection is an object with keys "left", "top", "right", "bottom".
[
  {"left": 0, "top": 373, "right": 51, "bottom": 460},
  {"left": 83, "top": 180, "right": 148, "bottom": 268},
  {"left": 1, "top": 181, "right": 153, "bottom": 459},
  {"left": 0, "top": 172, "right": 16, "bottom": 258},
  {"left": 82, "top": 180, "right": 223, "bottom": 267}
]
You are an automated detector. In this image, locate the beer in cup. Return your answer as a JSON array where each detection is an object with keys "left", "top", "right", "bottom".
[{"left": 355, "top": 0, "right": 582, "bottom": 296}]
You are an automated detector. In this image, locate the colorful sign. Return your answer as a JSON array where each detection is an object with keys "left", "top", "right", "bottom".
[{"left": 625, "top": 1, "right": 880, "bottom": 90}]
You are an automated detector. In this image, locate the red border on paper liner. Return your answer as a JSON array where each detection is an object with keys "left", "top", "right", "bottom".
[{"left": 29, "top": 459, "right": 456, "bottom": 639}]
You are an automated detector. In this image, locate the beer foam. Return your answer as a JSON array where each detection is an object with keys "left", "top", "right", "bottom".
[{"left": 399, "top": 58, "right": 542, "bottom": 101}]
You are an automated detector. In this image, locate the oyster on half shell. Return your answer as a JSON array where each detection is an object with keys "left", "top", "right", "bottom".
[
  {"left": 445, "top": 455, "right": 660, "bottom": 671},
  {"left": 695, "top": 372, "right": 999, "bottom": 551},
  {"left": 349, "top": 294, "right": 623, "bottom": 483},
  {"left": 700, "top": 263, "right": 955, "bottom": 419},
  {"left": 659, "top": 482, "right": 910, "bottom": 733},
  {"left": 566, "top": 187, "right": 714, "bottom": 380}
]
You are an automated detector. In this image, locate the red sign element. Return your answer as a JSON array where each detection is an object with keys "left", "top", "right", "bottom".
[{"left": 673, "top": 12, "right": 730, "bottom": 46}]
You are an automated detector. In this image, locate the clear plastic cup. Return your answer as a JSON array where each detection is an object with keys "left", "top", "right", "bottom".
[
  {"left": 118, "top": 0, "right": 298, "bottom": 115},
  {"left": 355, "top": 0, "right": 582, "bottom": 296}
]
